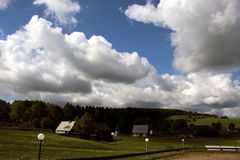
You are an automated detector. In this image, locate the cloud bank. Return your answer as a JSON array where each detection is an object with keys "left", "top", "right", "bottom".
[
  {"left": 33, "top": 0, "right": 80, "bottom": 25},
  {"left": 1, "top": 0, "right": 240, "bottom": 117},
  {"left": 0, "top": 15, "right": 152, "bottom": 94},
  {"left": 125, "top": 0, "right": 240, "bottom": 73},
  {"left": 1, "top": 15, "right": 240, "bottom": 117}
]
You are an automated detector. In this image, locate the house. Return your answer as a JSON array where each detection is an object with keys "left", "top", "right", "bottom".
[
  {"left": 132, "top": 125, "right": 149, "bottom": 136},
  {"left": 55, "top": 121, "right": 75, "bottom": 135},
  {"left": 90, "top": 122, "right": 112, "bottom": 140}
]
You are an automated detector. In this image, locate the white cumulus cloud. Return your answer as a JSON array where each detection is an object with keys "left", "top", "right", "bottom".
[
  {"left": 33, "top": 0, "right": 80, "bottom": 25},
  {"left": 1, "top": 15, "right": 240, "bottom": 117},
  {"left": 125, "top": 0, "right": 240, "bottom": 73},
  {"left": 0, "top": 15, "right": 153, "bottom": 96},
  {"left": 0, "top": 0, "right": 11, "bottom": 10}
]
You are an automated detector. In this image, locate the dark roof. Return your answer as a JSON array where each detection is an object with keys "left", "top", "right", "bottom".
[
  {"left": 94, "top": 123, "right": 111, "bottom": 132},
  {"left": 132, "top": 125, "right": 149, "bottom": 134}
]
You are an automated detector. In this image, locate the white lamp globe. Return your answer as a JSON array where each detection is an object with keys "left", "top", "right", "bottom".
[
  {"left": 37, "top": 133, "right": 45, "bottom": 141},
  {"left": 145, "top": 138, "right": 149, "bottom": 142},
  {"left": 182, "top": 138, "right": 184, "bottom": 142}
]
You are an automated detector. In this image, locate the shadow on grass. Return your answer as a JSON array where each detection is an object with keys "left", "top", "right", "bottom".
[{"left": 147, "top": 152, "right": 187, "bottom": 160}]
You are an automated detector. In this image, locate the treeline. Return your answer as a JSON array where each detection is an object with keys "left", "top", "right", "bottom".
[
  {"left": 0, "top": 99, "right": 175, "bottom": 133},
  {"left": 0, "top": 99, "right": 234, "bottom": 137}
]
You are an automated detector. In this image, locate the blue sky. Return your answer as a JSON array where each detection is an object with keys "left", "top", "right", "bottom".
[
  {"left": 1, "top": 0, "right": 240, "bottom": 117},
  {"left": 0, "top": 0, "right": 174, "bottom": 75}
]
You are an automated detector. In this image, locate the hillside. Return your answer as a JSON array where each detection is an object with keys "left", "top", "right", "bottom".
[
  {"left": 1, "top": 128, "right": 240, "bottom": 160},
  {"left": 168, "top": 115, "right": 240, "bottom": 129}
]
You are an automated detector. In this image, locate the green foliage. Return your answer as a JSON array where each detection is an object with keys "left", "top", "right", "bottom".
[
  {"left": 10, "top": 101, "right": 29, "bottom": 123},
  {"left": 46, "top": 103, "right": 63, "bottom": 128},
  {"left": 171, "top": 119, "right": 188, "bottom": 132},
  {"left": 228, "top": 123, "right": 236, "bottom": 131},
  {"left": 40, "top": 117, "right": 54, "bottom": 129},
  {"left": 63, "top": 103, "right": 75, "bottom": 120},
  {"left": 198, "top": 126, "right": 220, "bottom": 137},
  {"left": 0, "top": 100, "right": 10, "bottom": 121},
  {"left": 1, "top": 98, "right": 239, "bottom": 137},
  {"left": 9, "top": 100, "right": 63, "bottom": 129},
  {"left": 75, "top": 112, "right": 94, "bottom": 138},
  {"left": 193, "top": 117, "right": 240, "bottom": 129},
  {"left": 31, "top": 102, "right": 47, "bottom": 121},
  {"left": 211, "top": 122, "right": 222, "bottom": 132}
]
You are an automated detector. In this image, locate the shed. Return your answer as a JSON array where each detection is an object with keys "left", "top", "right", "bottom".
[
  {"left": 90, "top": 122, "right": 112, "bottom": 140},
  {"left": 132, "top": 125, "right": 149, "bottom": 136},
  {"left": 55, "top": 121, "right": 75, "bottom": 135}
]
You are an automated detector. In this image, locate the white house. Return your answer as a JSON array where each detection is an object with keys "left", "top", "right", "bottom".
[{"left": 55, "top": 121, "right": 75, "bottom": 134}]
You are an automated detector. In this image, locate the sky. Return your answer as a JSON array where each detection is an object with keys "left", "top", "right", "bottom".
[{"left": 1, "top": 0, "right": 240, "bottom": 117}]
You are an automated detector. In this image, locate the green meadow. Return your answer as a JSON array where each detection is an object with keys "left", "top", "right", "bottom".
[
  {"left": 168, "top": 115, "right": 240, "bottom": 128},
  {"left": 193, "top": 118, "right": 240, "bottom": 128},
  {"left": 1, "top": 128, "right": 240, "bottom": 160}
]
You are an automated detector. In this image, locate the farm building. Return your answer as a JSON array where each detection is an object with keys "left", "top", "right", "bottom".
[
  {"left": 132, "top": 125, "right": 149, "bottom": 136},
  {"left": 90, "top": 122, "right": 112, "bottom": 140},
  {"left": 55, "top": 121, "right": 75, "bottom": 135}
]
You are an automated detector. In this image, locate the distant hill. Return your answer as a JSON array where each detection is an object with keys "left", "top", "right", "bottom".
[
  {"left": 192, "top": 117, "right": 240, "bottom": 128},
  {"left": 2, "top": 99, "right": 237, "bottom": 135},
  {"left": 168, "top": 114, "right": 240, "bottom": 129}
]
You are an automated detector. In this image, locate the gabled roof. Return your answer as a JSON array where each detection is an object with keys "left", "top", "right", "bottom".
[
  {"left": 56, "top": 121, "right": 75, "bottom": 133},
  {"left": 132, "top": 125, "right": 149, "bottom": 134},
  {"left": 94, "top": 122, "right": 111, "bottom": 132}
]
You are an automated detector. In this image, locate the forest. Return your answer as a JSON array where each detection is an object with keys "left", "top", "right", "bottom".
[{"left": 0, "top": 99, "right": 236, "bottom": 137}]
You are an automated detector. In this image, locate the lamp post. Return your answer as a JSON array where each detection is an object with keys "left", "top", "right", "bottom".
[
  {"left": 111, "top": 132, "right": 115, "bottom": 136},
  {"left": 37, "top": 133, "right": 45, "bottom": 160},
  {"left": 181, "top": 138, "right": 185, "bottom": 152},
  {"left": 145, "top": 138, "right": 149, "bottom": 159},
  {"left": 111, "top": 132, "right": 114, "bottom": 140}
]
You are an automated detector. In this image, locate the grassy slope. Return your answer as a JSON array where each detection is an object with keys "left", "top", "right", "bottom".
[
  {"left": 193, "top": 118, "right": 240, "bottom": 128},
  {"left": 0, "top": 128, "right": 183, "bottom": 160},
  {"left": 0, "top": 128, "right": 122, "bottom": 160},
  {"left": 168, "top": 115, "right": 240, "bottom": 128},
  {"left": 1, "top": 128, "right": 240, "bottom": 160},
  {"left": 168, "top": 115, "right": 208, "bottom": 121}
]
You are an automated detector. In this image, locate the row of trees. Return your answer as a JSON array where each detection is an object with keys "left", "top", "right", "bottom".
[
  {"left": 0, "top": 99, "right": 238, "bottom": 137},
  {"left": 1, "top": 100, "right": 63, "bottom": 130},
  {"left": 0, "top": 99, "right": 192, "bottom": 133}
]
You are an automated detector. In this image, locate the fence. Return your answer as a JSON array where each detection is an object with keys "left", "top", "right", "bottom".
[
  {"left": 59, "top": 147, "right": 189, "bottom": 160},
  {"left": 58, "top": 145, "right": 240, "bottom": 160},
  {"left": 205, "top": 145, "right": 240, "bottom": 152}
]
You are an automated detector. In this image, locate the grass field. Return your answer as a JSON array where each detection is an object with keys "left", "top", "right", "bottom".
[
  {"left": 1, "top": 128, "right": 240, "bottom": 160},
  {"left": 168, "top": 115, "right": 240, "bottom": 129},
  {"left": 168, "top": 115, "right": 209, "bottom": 121},
  {"left": 193, "top": 118, "right": 240, "bottom": 128}
]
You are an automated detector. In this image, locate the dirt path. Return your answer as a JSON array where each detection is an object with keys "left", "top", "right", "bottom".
[{"left": 169, "top": 153, "right": 240, "bottom": 160}]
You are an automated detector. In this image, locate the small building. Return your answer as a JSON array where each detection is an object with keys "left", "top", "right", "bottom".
[
  {"left": 55, "top": 121, "right": 75, "bottom": 135},
  {"left": 132, "top": 125, "right": 149, "bottom": 137},
  {"left": 90, "top": 122, "right": 112, "bottom": 140}
]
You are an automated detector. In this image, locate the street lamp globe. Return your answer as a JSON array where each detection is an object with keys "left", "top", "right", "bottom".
[
  {"left": 145, "top": 138, "right": 149, "bottom": 143},
  {"left": 38, "top": 133, "right": 45, "bottom": 141}
]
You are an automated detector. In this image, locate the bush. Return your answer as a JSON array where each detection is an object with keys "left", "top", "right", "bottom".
[
  {"left": 40, "top": 117, "right": 54, "bottom": 129},
  {"left": 197, "top": 127, "right": 220, "bottom": 137}
]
